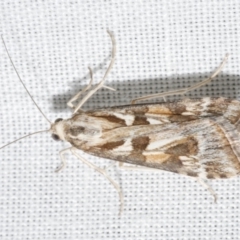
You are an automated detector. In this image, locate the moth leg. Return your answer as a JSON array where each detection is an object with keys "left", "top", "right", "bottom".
[
  {"left": 67, "top": 66, "right": 116, "bottom": 110},
  {"left": 102, "top": 85, "right": 116, "bottom": 91},
  {"left": 197, "top": 178, "right": 217, "bottom": 203},
  {"left": 71, "top": 148, "right": 124, "bottom": 215},
  {"left": 131, "top": 54, "right": 229, "bottom": 104},
  {"left": 67, "top": 66, "right": 94, "bottom": 109},
  {"left": 55, "top": 147, "right": 72, "bottom": 173},
  {"left": 69, "top": 30, "right": 116, "bottom": 113}
]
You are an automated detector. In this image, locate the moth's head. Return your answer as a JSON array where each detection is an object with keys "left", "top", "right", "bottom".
[
  {"left": 50, "top": 118, "right": 67, "bottom": 141},
  {"left": 50, "top": 115, "right": 102, "bottom": 143}
]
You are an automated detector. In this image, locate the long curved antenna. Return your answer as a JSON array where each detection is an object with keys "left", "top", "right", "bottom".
[
  {"left": 0, "top": 129, "right": 49, "bottom": 150},
  {"left": 1, "top": 35, "right": 52, "bottom": 124}
]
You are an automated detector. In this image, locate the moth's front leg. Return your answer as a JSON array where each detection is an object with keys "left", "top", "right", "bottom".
[
  {"left": 55, "top": 147, "right": 72, "bottom": 173},
  {"left": 67, "top": 30, "right": 116, "bottom": 113},
  {"left": 67, "top": 66, "right": 116, "bottom": 111},
  {"left": 67, "top": 67, "right": 94, "bottom": 110}
]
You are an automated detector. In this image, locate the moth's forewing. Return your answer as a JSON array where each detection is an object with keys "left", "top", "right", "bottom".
[{"left": 64, "top": 97, "right": 240, "bottom": 179}]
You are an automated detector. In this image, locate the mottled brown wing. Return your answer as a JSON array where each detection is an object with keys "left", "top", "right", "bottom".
[
  {"left": 85, "top": 117, "right": 240, "bottom": 179},
  {"left": 87, "top": 97, "right": 240, "bottom": 129},
  {"left": 68, "top": 97, "right": 240, "bottom": 179}
]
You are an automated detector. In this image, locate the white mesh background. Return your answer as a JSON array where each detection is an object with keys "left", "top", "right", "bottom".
[{"left": 1, "top": 1, "right": 240, "bottom": 239}]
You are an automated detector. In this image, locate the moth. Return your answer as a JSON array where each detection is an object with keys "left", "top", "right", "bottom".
[{"left": 1, "top": 31, "right": 239, "bottom": 214}]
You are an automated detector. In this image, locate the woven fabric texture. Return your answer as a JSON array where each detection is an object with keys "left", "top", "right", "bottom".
[{"left": 1, "top": 1, "right": 240, "bottom": 239}]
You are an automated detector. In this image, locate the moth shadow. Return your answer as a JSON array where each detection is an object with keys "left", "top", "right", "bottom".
[{"left": 51, "top": 72, "right": 240, "bottom": 113}]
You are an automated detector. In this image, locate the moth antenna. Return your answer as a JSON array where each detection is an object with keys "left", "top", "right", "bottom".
[
  {"left": 0, "top": 129, "right": 49, "bottom": 150},
  {"left": 1, "top": 35, "right": 52, "bottom": 125}
]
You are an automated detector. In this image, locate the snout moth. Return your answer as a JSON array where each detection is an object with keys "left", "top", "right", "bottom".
[{"left": 1, "top": 31, "right": 237, "bottom": 214}]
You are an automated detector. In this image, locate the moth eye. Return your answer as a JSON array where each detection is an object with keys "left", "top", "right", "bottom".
[
  {"left": 54, "top": 118, "right": 63, "bottom": 123},
  {"left": 52, "top": 134, "right": 60, "bottom": 141}
]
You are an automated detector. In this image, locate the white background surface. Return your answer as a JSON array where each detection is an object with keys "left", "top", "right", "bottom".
[{"left": 1, "top": 1, "right": 240, "bottom": 239}]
